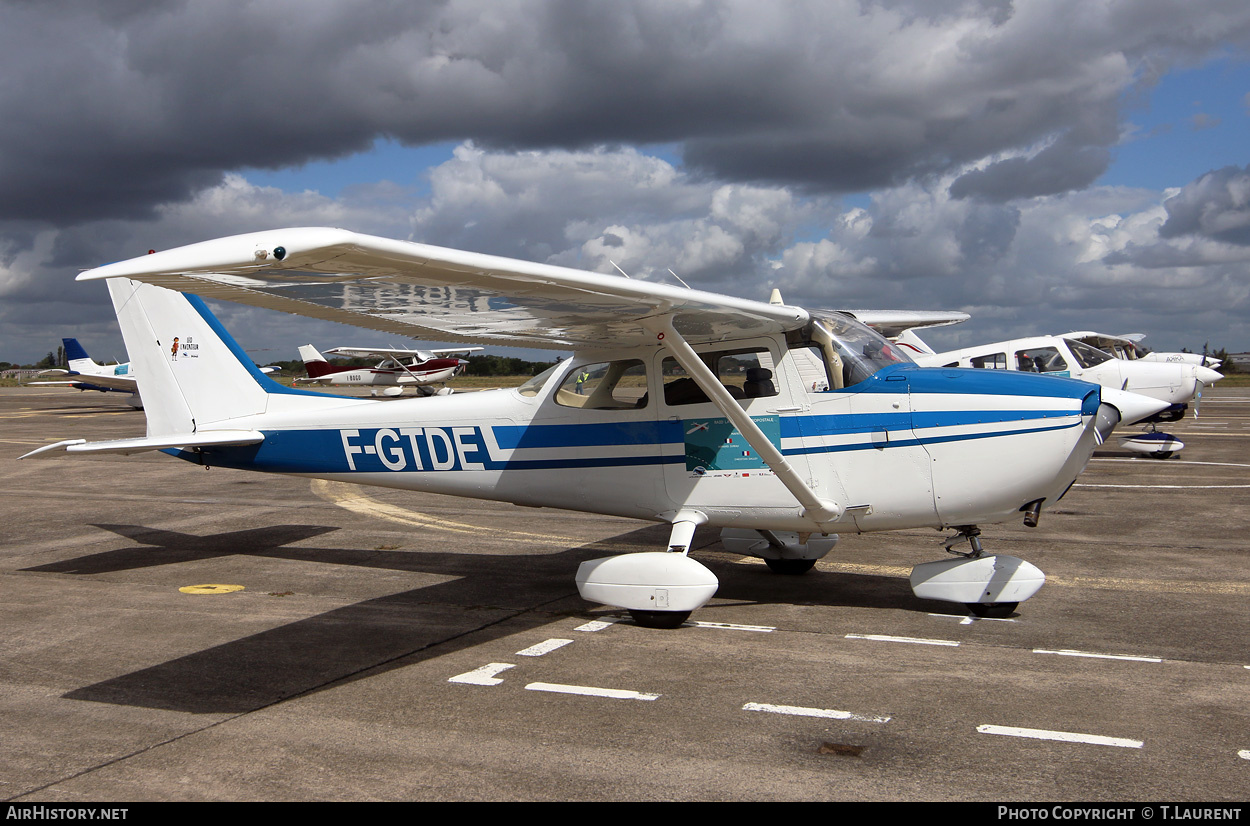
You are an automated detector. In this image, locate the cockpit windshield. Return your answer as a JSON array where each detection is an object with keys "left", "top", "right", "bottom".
[
  {"left": 805, "top": 314, "right": 913, "bottom": 388},
  {"left": 1065, "top": 339, "right": 1114, "bottom": 369}
]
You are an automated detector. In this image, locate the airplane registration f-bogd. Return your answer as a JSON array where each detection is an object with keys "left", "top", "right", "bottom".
[{"left": 24, "top": 228, "right": 1151, "bottom": 626}]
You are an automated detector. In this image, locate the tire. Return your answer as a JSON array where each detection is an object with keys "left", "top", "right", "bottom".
[
  {"left": 966, "top": 602, "right": 1018, "bottom": 619},
  {"left": 763, "top": 558, "right": 817, "bottom": 575},
  {"left": 628, "top": 610, "right": 691, "bottom": 629}
]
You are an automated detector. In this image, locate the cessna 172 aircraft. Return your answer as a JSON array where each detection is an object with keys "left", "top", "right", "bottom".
[
  {"left": 31, "top": 337, "right": 142, "bottom": 408},
  {"left": 897, "top": 330, "right": 1220, "bottom": 458},
  {"left": 23, "top": 228, "right": 1168, "bottom": 626},
  {"left": 296, "top": 344, "right": 479, "bottom": 395}
]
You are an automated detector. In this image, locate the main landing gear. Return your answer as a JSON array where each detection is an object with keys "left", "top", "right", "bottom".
[
  {"left": 575, "top": 515, "right": 719, "bottom": 629},
  {"left": 908, "top": 525, "right": 1045, "bottom": 618}
]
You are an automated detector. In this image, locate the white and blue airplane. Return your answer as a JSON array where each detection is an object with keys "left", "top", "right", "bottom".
[
  {"left": 31, "top": 337, "right": 142, "bottom": 408},
  {"left": 22, "top": 228, "right": 1167, "bottom": 625}
]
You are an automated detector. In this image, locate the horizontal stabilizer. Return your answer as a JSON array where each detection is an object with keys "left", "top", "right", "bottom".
[{"left": 20, "top": 430, "right": 265, "bottom": 459}]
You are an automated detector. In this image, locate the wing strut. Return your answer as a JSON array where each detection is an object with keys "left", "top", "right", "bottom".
[{"left": 646, "top": 316, "right": 843, "bottom": 529}]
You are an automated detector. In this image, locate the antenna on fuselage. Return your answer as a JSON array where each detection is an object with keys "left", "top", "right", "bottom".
[
  {"left": 609, "top": 260, "right": 632, "bottom": 279},
  {"left": 768, "top": 288, "right": 784, "bottom": 305}
]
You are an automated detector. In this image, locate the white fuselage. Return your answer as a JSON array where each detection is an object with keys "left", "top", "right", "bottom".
[
  {"left": 911, "top": 335, "right": 1218, "bottom": 411},
  {"left": 187, "top": 336, "right": 1101, "bottom": 535}
]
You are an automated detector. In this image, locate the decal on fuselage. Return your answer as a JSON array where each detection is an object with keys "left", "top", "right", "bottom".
[{"left": 684, "top": 416, "right": 779, "bottom": 473}]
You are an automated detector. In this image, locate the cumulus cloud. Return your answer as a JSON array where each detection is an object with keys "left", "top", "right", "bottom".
[
  {"left": 4, "top": 2, "right": 1250, "bottom": 360},
  {"left": 1158, "top": 165, "right": 1250, "bottom": 245},
  {"left": 3, "top": 0, "right": 1249, "bottom": 225},
  {"left": 2, "top": 141, "right": 1249, "bottom": 362}
]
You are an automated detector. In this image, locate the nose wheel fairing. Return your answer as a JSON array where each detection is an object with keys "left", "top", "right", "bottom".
[{"left": 910, "top": 554, "right": 1044, "bottom": 613}]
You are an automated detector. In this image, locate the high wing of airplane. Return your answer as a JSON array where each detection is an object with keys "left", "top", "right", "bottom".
[
  {"left": 295, "top": 343, "right": 481, "bottom": 395},
  {"left": 1062, "top": 331, "right": 1223, "bottom": 369},
  {"left": 899, "top": 328, "right": 1219, "bottom": 457},
  {"left": 25, "top": 227, "right": 1132, "bottom": 624},
  {"left": 29, "top": 337, "right": 143, "bottom": 409}
]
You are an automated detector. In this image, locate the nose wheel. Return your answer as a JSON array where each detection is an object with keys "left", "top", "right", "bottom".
[
  {"left": 965, "top": 601, "right": 1018, "bottom": 618},
  {"left": 628, "top": 609, "right": 692, "bottom": 629},
  {"left": 763, "top": 557, "right": 817, "bottom": 575},
  {"left": 911, "top": 525, "right": 1043, "bottom": 616}
]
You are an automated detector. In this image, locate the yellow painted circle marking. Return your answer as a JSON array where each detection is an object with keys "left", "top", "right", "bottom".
[{"left": 179, "top": 584, "right": 245, "bottom": 595}]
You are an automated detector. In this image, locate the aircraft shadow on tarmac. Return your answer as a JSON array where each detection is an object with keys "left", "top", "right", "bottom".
[{"left": 34, "top": 522, "right": 928, "bottom": 715}]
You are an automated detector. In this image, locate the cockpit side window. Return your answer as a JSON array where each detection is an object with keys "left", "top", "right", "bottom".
[
  {"left": 661, "top": 347, "right": 778, "bottom": 406},
  {"left": 1015, "top": 347, "right": 1068, "bottom": 374}
]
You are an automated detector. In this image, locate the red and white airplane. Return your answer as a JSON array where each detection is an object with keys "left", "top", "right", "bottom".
[{"left": 296, "top": 344, "right": 480, "bottom": 395}]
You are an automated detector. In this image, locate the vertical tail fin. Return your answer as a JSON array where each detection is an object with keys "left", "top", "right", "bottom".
[
  {"left": 894, "top": 329, "right": 935, "bottom": 356},
  {"left": 61, "top": 337, "right": 97, "bottom": 372},
  {"left": 107, "top": 278, "right": 295, "bottom": 436},
  {"left": 298, "top": 344, "right": 337, "bottom": 378}
]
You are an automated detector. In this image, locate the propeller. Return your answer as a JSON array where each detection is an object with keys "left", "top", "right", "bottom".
[{"left": 1195, "top": 342, "right": 1209, "bottom": 418}]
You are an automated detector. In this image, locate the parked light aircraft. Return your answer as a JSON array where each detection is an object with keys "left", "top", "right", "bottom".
[
  {"left": 296, "top": 344, "right": 479, "bottom": 396},
  {"left": 31, "top": 337, "right": 142, "bottom": 408},
  {"left": 1062, "top": 331, "right": 1222, "bottom": 369},
  {"left": 897, "top": 329, "right": 1219, "bottom": 457},
  {"left": 23, "top": 228, "right": 1164, "bottom": 625}
]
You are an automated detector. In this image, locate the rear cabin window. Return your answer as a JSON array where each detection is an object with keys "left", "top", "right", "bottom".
[
  {"left": 555, "top": 360, "right": 649, "bottom": 409},
  {"left": 970, "top": 353, "right": 1007, "bottom": 369}
]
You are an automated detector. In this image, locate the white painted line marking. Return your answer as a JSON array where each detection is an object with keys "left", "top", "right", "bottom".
[
  {"left": 977, "top": 725, "right": 1142, "bottom": 749},
  {"left": 1239, "top": 750, "right": 1250, "bottom": 761},
  {"left": 847, "top": 633, "right": 960, "bottom": 647},
  {"left": 930, "top": 612, "right": 1015, "bottom": 625},
  {"left": 449, "top": 663, "right": 515, "bottom": 686},
  {"left": 1077, "top": 484, "right": 1250, "bottom": 489},
  {"left": 690, "top": 620, "right": 775, "bottom": 632},
  {"left": 516, "top": 639, "right": 574, "bottom": 656},
  {"left": 575, "top": 620, "right": 615, "bottom": 632},
  {"left": 1035, "top": 648, "right": 1162, "bottom": 663},
  {"left": 743, "top": 702, "right": 891, "bottom": 723},
  {"left": 525, "top": 682, "right": 659, "bottom": 701},
  {"left": 1094, "top": 458, "right": 1250, "bottom": 469}
]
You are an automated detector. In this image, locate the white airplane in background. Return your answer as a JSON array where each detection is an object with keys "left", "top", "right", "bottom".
[
  {"left": 31, "top": 337, "right": 143, "bottom": 409},
  {"left": 896, "top": 329, "right": 1220, "bottom": 458},
  {"left": 296, "top": 344, "right": 480, "bottom": 396},
  {"left": 23, "top": 228, "right": 1163, "bottom": 625},
  {"left": 1062, "top": 331, "right": 1222, "bottom": 369}
]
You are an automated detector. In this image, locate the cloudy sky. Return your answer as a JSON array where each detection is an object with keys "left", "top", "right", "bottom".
[{"left": 2, "top": 0, "right": 1249, "bottom": 366}]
